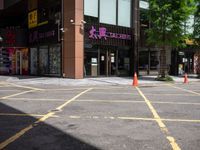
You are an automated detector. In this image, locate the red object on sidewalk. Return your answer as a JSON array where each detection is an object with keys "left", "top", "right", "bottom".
[
  {"left": 184, "top": 73, "right": 189, "bottom": 83},
  {"left": 132, "top": 72, "right": 138, "bottom": 86}
]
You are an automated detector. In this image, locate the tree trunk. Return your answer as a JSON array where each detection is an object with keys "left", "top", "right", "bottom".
[{"left": 160, "top": 46, "right": 166, "bottom": 78}]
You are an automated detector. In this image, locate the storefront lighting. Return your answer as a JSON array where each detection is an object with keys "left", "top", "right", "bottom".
[{"left": 0, "top": 36, "right": 3, "bottom": 42}]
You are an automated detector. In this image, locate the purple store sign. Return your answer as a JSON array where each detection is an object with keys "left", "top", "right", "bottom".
[
  {"left": 89, "top": 26, "right": 131, "bottom": 40},
  {"left": 29, "top": 30, "right": 56, "bottom": 43}
]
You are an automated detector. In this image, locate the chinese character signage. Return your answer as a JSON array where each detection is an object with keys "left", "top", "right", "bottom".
[
  {"left": 89, "top": 26, "right": 131, "bottom": 40},
  {"left": 29, "top": 24, "right": 58, "bottom": 45},
  {"left": 28, "top": 10, "right": 38, "bottom": 29}
]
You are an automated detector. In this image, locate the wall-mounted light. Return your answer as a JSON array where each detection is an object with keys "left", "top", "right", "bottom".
[
  {"left": 69, "top": 19, "right": 87, "bottom": 30},
  {"left": 0, "top": 36, "right": 3, "bottom": 42}
]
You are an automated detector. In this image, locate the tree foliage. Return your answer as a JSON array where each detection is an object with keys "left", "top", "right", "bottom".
[
  {"left": 147, "top": 0, "right": 196, "bottom": 77},
  {"left": 193, "top": 1, "right": 200, "bottom": 46},
  {"left": 147, "top": 0, "right": 196, "bottom": 47}
]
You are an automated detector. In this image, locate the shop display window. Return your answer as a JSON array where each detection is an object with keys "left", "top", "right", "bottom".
[
  {"left": 30, "top": 48, "right": 38, "bottom": 75},
  {"left": 39, "top": 46, "right": 48, "bottom": 75},
  {"left": 49, "top": 45, "right": 61, "bottom": 75}
]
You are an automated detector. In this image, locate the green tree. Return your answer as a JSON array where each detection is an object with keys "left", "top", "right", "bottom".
[
  {"left": 147, "top": 0, "right": 196, "bottom": 78},
  {"left": 193, "top": 1, "right": 200, "bottom": 76},
  {"left": 193, "top": 1, "right": 200, "bottom": 45}
]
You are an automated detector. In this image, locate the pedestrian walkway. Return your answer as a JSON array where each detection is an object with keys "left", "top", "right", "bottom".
[{"left": 0, "top": 75, "right": 199, "bottom": 86}]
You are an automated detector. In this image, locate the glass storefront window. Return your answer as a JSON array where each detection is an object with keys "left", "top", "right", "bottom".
[
  {"left": 100, "top": 0, "right": 116, "bottom": 25},
  {"left": 39, "top": 46, "right": 48, "bottom": 75},
  {"left": 30, "top": 48, "right": 38, "bottom": 75},
  {"left": 118, "top": 0, "right": 131, "bottom": 27},
  {"left": 84, "top": 49, "right": 98, "bottom": 76},
  {"left": 117, "top": 47, "right": 130, "bottom": 76},
  {"left": 84, "top": 0, "right": 98, "bottom": 17},
  {"left": 49, "top": 45, "right": 61, "bottom": 75}
]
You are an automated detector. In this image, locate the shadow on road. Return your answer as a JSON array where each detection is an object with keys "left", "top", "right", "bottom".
[{"left": 0, "top": 102, "right": 99, "bottom": 150}]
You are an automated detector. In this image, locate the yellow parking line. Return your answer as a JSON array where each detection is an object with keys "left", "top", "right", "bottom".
[
  {"left": 167, "top": 84, "right": 200, "bottom": 96},
  {"left": 136, "top": 87, "right": 181, "bottom": 150},
  {"left": 4, "top": 97, "right": 64, "bottom": 102},
  {"left": 0, "top": 88, "right": 92, "bottom": 150},
  {"left": 1, "top": 89, "right": 37, "bottom": 100},
  {"left": 0, "top": 125, "right": 34, "bottom": 149},
  {"left": 145, "top": 93, "right": 197, "bottom": 96},
  {"left": 76, "top": 99, "right": 200, "bottom": 106},
  {"left": 118, "top": 117, "right": 200, "bottom": 123},
  {"left": 68, "top": 115, "right": 200, "bottom": 123},
  {"left": 76, "top": 99, "right": 144, "bottom": 103},
  {"left": 45, "top": 88, "right": 89, "bottom": 91},
  {"left": 8, "top": 83, "right": 43, "bottom": 91},
  {"left": 152, "top": 101, "right": 200, "bottom": 105},
  {"left": 0, "top": 113, "right": 58, "bottom": 118}
]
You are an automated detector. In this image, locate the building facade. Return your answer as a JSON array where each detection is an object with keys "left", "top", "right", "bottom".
[{"left": 0, "top": 0, "right": 140, "bottom": 78}]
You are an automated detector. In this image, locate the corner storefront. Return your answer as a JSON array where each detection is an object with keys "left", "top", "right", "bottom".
[
  {"left": 28, "top": 24, "right": 61, "bottom": 76},
  {"left": 0, "top": 27, "right": 28, "bottom": 75}
]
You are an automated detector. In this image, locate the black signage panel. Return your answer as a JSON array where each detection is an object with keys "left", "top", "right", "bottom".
[{"left": 28, "top": 24, "right": 58, "bottom": 46}]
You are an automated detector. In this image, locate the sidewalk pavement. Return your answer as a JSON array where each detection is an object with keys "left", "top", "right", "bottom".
[{"left": 0, "top": 75, "right": 199, "bottom": 86}]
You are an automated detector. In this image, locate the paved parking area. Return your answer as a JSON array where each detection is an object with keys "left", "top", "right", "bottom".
[{"left": 0, "top": 81, "right": 200, "bottom": 150}]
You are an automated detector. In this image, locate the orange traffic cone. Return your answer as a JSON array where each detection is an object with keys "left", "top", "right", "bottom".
[
  {"left": 184, "top": 73, "right": 189, "bottom": 83},
  {"left": 132, "top": 72, "right": 138, "bottom": 86}
]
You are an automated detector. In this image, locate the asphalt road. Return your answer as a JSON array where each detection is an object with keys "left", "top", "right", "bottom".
[{"left": 0, "top": 81, "right": 200, "bottom": 150}]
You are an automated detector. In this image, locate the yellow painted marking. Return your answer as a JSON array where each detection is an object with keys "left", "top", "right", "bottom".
[
  {"left": 118, "top": 117, "right": 200, "bottom": 123},
  {"left": 88, "top": 92, "right": 135, "bottom": 95},
  {"left": 136, "top": 87, "right": 181, "bottom": 150},
  {"left": 162, "top": 118, "right": 200, "bottom": 123},
  {"left": 167, "top": 84, "right": 200, "bottom": 96},
  {"left": 0, "top": 85, "right": 10, "bottom": 87},
  {"left": 76, "top": 99, "right": 200, "bottom": 106},
  {"left": 68, "top": 115, "right": 200, "bottom": 123},
  {"left": 8, "top": 83, "right": 43, "bottom": 91},
  {"left": 0, "top": 113, "right": 58, "bottom": 118},
  {"left": 0, "top": 125, "right": 34, "bottom": 150},
  {"left": 4, "top": 97, "right": 64, "bottom": 102},
  {"left": 0, "top": 88, "right": 92, "bottom": 149},
  {"left": 152, "top": 101, "right": 200, "bottom": 106},
  {"left": 56, "top": 88, "right": 93, "bottom": 110},
  {"left": 145, "top": 93, "right": 197, "bottom": 96},
  {"left": 1, "top": 89, "right": 37, "bottom": 100},
  {"left": 69, "top": 116, "right": 81, "bottom": 119},
  {"left": 76, "top": 99, "right": 144, "bottom": 103},
  {"left": 45, "top": 88, "right": 89, "bottom": 91},
  {"left": 167, "top": 136, "right": 181, "bottom": 150}
]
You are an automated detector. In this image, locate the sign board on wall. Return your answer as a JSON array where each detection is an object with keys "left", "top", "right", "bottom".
[
  {"left": 85, "top": 24, "right": 133, "bottom": 46},
  {"left": 28, "top": 10, "right": 38, "bottom": 29}
]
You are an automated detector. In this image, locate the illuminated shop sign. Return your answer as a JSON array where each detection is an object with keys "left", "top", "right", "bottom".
[
  {"left": 5, "top": 30, "right": 16, "bottom": 45},
  {"left": 0, "top": 27, "right": 26, "bottom": 47},
  {"left": 89, "top": 26, "right": 131, "bottom": 40},
  {"left": 28, "top": 10, "right": 38, "bottom": 29}
]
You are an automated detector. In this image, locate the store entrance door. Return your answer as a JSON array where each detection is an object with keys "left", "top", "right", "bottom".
[
  {"left": 100, "top": 50, "right": 117, "bottom": 76},
  {"left": 16, "top": 51, "right": 22, "bottom": 75}
]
